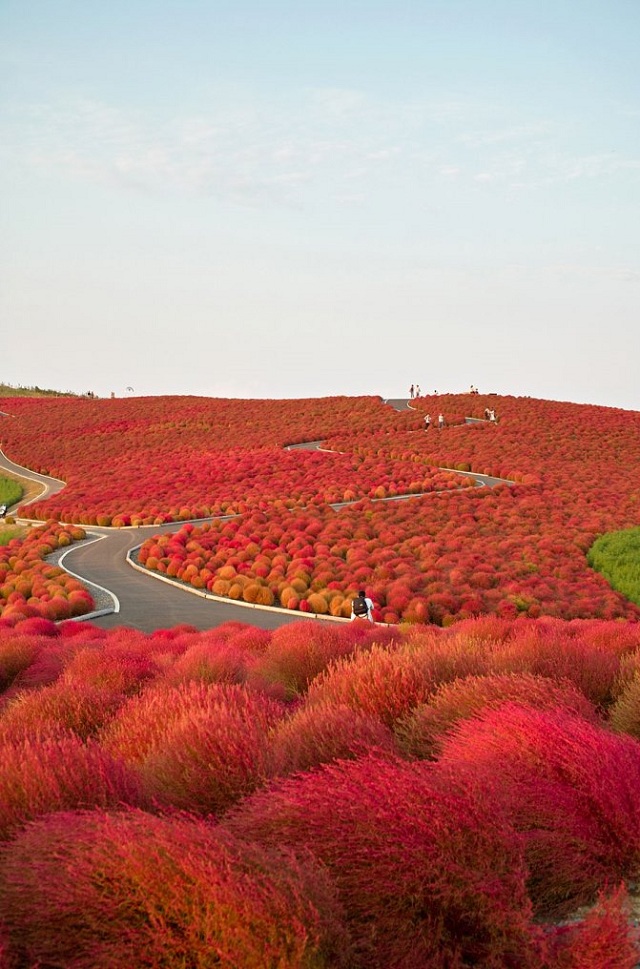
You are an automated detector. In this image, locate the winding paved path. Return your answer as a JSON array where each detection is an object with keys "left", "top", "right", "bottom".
[{"left": 0, "top": 400, "right": 509, "bottom": 632}]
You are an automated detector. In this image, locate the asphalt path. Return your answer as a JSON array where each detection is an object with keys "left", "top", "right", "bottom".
[{"left": 0, "top": 400, "right": 509, "bottom": 632}]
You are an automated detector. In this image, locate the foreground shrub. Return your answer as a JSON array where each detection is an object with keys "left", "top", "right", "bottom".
[
  {"left": 247, "top": 621, "right": 366, "bottom": 700},
  {"left": 0, "top": 680, "right": 125, "bottom": 743},
  {"left": 305, "top": 634, "right": 487, "bottom": 727},
  {"left": 224, "top": 753, "right": 539, "bottom": 968},
  {"left": 0, "top": 737, "right": 142, "bottom": 841},
  {"left": 161, "top": 638, "right": 249, "bottom": 686},
  {"left": 486, "top": 622, "right": 621, "bottom": 707},
  {"left": 437, "top": 703, "right": 640, "bottom": 916},
  {"left": 395, "top": 673, "right": 597, "bottom": 759},
  {"left": 269, "top": 703, "right": 398, "bottom": 777},
  {"left": 0, "top": 636, "right": 39, "bottom": 695},
  {"left": 544, "top": 885, "right": 640, "bottom": 968},
  {"left": 139, "top": 683, "right": 283, "bottom": 814},
  {"left": 609, "top": 674, "right": 640, "bottom": 738},
  {"left": 0, "top": 809, "right": 349, "bottom": 969}
]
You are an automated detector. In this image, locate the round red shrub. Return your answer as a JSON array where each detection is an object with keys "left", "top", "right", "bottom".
[
  {"left": 437, "top": 703, "right": 640, "bottom": 916},
  {"left": 395, "top": 672, "right": 597, "bottom": 759},
  {"left": 269, "top": 703, "right": 398, "bottom": 777},
  {"left": 0, "top": 736, "right": 143, "bottom": 841},
  {"left": 0, "top": 809, "right": 350, "bottom": 969},
  {"left": 224, "top": 753, "right": 539, "bottom": 968}
]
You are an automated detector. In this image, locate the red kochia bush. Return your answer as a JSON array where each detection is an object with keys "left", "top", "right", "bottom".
[
  {"left": 485, "top": 621, "right": 621, "bottom": 707},
  {"left": 395, "top": 672, "right": 597, "bottom": 759},
  {"left": 224, "top": 753, "right": 539, "bottom": 968},
  {"left": 544, "top": 885, "right": 640, "bottom": 968},
  {"left": 305, "top": 634, "right": 488, "bottom": 727},
  {"left": 0, "top": 636, "right": 40, "bottom": 695},
  {"left": 0, "top": 680, "right": 126, "bottom": 744},
  {"left": 0, "top": 809, "right": 350, "bottom": 969},
  {"left": 437, "top": 703, "right": 640, "bottom": 916},
  {"left": 269, "top": 703, "right": 398, "bottom": 777},
  {"left": 0, "top": 737, "right": 142, "bottom": 841},
  {"left": 136, "top": 683, "right": 284, "bottom": 814},
  {"left": 247, "top": 620, "right": 369, "bottom": 699},
  {"left": 609, "top": 674, "right": 640, "bottom": 738}
]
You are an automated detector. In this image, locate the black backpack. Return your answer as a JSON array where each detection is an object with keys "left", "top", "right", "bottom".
[{"left": 352, "top": 595, "right": 369, "bottom": 617}]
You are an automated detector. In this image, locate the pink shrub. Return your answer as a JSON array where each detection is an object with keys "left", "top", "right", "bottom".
[
  {"left": 0, "top": 636, "right": 40, "bottom": 695},
  {"left": 544, "top": 885, "right": 640, "bottom": 968},
  {"left": 0, "top": 809, "right": 349, "bottom": 969},
  {"left": 224, "top": 753, "right": 539, "bottom": 968},
  {"left": 247, "top": 621, "right": 363, "bottom": 700},
  {"left": 437, "top": 703, "right": 640, "bottom": 915},
  {"left": 60, "top": 643, "right": 159, "bottom": 695},
  {"left": 162, "top": 639, "right": 249, "bottom": 686},
  {"left": 486, "top": 622, "right": 621, "bottom": 707},
  {"left": 395, "top": 673, "right": 597, "bottom": 759},
  {"left": 57, "top": 619, "right": 107, "bottom": 639},
  {"left": 9, "top": 616, "right": 58, "bottom": 637},
  {"left": 0, "top": 680, "right": 125, "bottom": 743},
  {"left": 139, "top": 683, "right": 284, "bottom": 814},
  {"left": 306, "top": 634, "right": 487, "bottom": 727},
  {"left": 0, "top": 737, "right": 142, "bottom": 840},
  {"left": 269, "top": 703, "right": 398, "bottom": 777}
]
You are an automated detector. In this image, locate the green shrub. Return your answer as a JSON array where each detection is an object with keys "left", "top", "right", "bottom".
[
  {"left": 588, "top": 527, "right": 640, "bottom": 606},
  {"left": 0, "top": 476, "right": 22, "bottom": 509}
]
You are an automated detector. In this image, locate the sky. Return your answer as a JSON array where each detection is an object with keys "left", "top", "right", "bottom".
[{"left": 1, "top": 0, "right": 639, "bottom": 409}]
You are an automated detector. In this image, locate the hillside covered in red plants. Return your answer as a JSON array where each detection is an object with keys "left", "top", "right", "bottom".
[
  {"left": 1, "top": 614, "right": 640, "bottom": 967},
  {"left": 2, "top": 391, "right": 640, "bottom": 625}
]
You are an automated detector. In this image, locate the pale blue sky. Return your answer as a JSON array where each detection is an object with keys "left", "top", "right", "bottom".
[{"left": 1, "top": 1, "right": 639, "bottom": 407}]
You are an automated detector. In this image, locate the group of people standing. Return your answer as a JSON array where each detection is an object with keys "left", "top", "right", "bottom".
[
  {"left": 409, "top": 384, "right": 422, "bottom": 399},
  {"left": 423, "top": 413, "right": 445, "bottom": 430}
]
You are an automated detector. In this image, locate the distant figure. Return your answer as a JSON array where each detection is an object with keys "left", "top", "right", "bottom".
[
  {"left": 424, "top": 414, "right": 431, "bottom": 430},
  {"left": 351, "top": 589, "right": 374, "bottom": 622},
  {"left": 484, "top": 407, "right": 491, "bottom": 420},
  {"left": 438, "top": 413, "right": 445, "bottom": 430},
  {"left": 0, "top": 504, "right": 6, "bottom": 518},
  {"left": 434, "top": 389, "right": 438, "bottom": 396},
  {"left": 489, "top": 409, "right": 497, "bottom": 422},
  {"left": 415, "top": 384, "right": 421, "bottom": 398},
  {"left": 409, "top": 384, "right": 414, "bottom": 399}
]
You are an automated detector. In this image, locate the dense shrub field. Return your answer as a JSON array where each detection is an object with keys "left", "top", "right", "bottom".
[
  {"left": 0, "top": 522, "right": 93, "bottom": 625},
  {"left": 0, "top": 614, "right": 640, "bottom": 966},
  {"left": 2, "top": 391, "right": 640, "bottom": 624}
]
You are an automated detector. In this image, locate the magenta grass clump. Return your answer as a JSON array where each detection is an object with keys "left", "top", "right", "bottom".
[
  {"left": 395, "top": 672, "right": 597, "bottom": 759},
  {"left": 0, "top": 808, "right": 350, "bottom": 968},
  {"left": 224, "top": 752, "right": 539, "bottom": 968},
  {"left": 0, "top": 736, "right": 143, "bottom": 841},
  {"left": 437, "top": 702, "right": 640, "bottom": 915}
]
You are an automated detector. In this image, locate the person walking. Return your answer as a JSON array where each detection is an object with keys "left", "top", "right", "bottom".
[
  {"left": 351, "top": 589, "right": 374, "bottom": 622},
  {"left": 438, "top": 413, "right": 444, "bottom": 430},
  {"left": 409, "top": 384, "right": 414, "bottom": 399},
  {"left": 415, "top": 384, "right": 421, "bottom": 398},
  {"left": 424, "top": 414, "right": 431, "bottom": 430}
]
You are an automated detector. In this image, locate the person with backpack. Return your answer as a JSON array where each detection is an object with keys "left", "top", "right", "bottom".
[{"left": 351, "top": 589, "right": 374, "bottom": 622}]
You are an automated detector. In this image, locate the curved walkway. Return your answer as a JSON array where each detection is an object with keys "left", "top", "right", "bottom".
[{"left": 0, "top": 402, "right": 511, "bottom": 632}]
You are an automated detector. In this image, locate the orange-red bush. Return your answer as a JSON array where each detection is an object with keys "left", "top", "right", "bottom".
[{"left": 0, "top": 809, "right": 349, "bottom": 969}]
